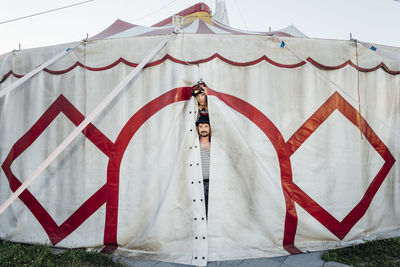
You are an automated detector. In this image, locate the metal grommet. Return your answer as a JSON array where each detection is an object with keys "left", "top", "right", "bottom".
[
  {"left": 198, "top": 181, "right": 201, "bottom": 183},
  {"left": 190, "top": 164, "right": 192, "bottom": 166},
  {"left": 200, "top": 199, "right": 203, "bottom": 202},
  {"left": 195, "top": 237, "right": 198, "bottom": 239},
  {"left": 189, "top": 111, "right": 192, "bottom": 114},
  {"left": 194, "top": 218, "right": 197, "bottom": 220},
  {"left": 195, "top": 257, "right": 198, "bottom": 259},
  {"left": 191, "top": 181, "right": 194, "bottom": 184},
  {"left": 190, "top": 129, "right": 193, "bottom": 132},
  {"left": 193, "top": 199, "right": 196, "bottom": 202},
  {"left": 196, "top": 163, "right": 199, "bottom": 166},
  {"left": 190, "top": 146, "right": 192, "bottom": 149},
  {"left": 201, "top": 217, "right": 204, "bottom": 220},
  {"left": 202, "top": 257, "right": 205, "bottom": 260},
  {"left": 203, "top": 237, "right": 206, "bottom": 239}
]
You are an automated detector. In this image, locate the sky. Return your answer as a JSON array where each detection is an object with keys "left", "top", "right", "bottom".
[{"left": 1, "top": 0, "right": 399, "bottom": 55}]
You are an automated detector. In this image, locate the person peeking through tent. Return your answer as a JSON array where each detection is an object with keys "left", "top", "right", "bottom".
[
  {"left": 191, "top": 81, "right": 208, "bottom": 118},
  {"left": 196, "top": 115, "right": 211, "bottom": 217}
]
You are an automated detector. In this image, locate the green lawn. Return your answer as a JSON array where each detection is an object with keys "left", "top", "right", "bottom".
[
  {"left": 3, "top": 237, "right": 400, "bottom": 266},
  {"left": 0, "top": 239, "right": 126, "bottom": 267},
  {"left": 322, "top": 237, "right": 400, "bottom": 266}
]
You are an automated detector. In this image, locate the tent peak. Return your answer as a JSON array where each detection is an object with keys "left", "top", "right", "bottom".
[
  {"left": 152, "top": 2, "right": 212, "bottom": 27},
  {"left": 91, "top": 19, "right": 138, "bottom": 40}
]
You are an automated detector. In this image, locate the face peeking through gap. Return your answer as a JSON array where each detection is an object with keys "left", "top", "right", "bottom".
[
  {"left": 197, "top": 123, "right": 210, "bottom": 137},
  {"left": 195, "top": 92, "right": 207, "bottom": 106}
]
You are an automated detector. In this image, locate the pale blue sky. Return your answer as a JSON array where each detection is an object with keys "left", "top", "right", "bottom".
[{"left": 1, "top": 0, "right": 399, "bottom": 55}]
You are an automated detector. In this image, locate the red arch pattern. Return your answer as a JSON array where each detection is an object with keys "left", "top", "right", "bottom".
[{"left": 1, "top": 87, "right": 395, "bottom": 255}]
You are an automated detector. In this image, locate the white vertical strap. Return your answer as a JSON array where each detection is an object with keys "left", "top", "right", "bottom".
[
  {"left": 0, "top": 42, "right": 81, "bottom": 99},
  {"left": 0, "top": 34, "right": 174, "bottom": 215}
]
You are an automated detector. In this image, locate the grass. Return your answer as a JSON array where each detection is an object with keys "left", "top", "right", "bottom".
[
  {"left": 4, "top": 236, "right": 400, "bottom": 266},
  {"left": 0, "top": 239, "right": 126, "bottom": 267},
  {"left": 322, "top": 237, "right": 400, "bottom": 267}
]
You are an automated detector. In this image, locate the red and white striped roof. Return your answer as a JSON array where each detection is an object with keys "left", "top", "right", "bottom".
[{"left": 91, "top": 3, "right": 307, "bottom": 40}]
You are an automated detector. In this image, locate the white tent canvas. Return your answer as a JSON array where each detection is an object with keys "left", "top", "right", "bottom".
[{"left": 1, "top": 3, "right": 400, "bottom": 266}]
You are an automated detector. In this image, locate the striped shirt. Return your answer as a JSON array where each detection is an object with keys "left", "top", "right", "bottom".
[{"left": 200, "top": 148, "right": 210, "bottom": 180}]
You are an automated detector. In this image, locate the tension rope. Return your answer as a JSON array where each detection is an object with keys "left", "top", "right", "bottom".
[
  {"left": 82, "top": 36, "right": 88, "bottom": 148},
  {"left": 355, "top": 39, "right": 363, "bottom": 139},
  {"left": 273, "top": 35, "right": 400, "bottom": 141}
]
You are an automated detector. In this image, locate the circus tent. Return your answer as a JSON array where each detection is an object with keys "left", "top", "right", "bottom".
[
  {"left": 0, "top": 2, "right": 400, "bottom": 266},
  {"left": 91, "top": 3, "right": 308, "bottom": 40}
]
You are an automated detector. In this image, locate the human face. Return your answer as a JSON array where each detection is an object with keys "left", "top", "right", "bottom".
[
  {"left": 195, "top": 92, "right": 207, "bottom": 106},
  {"left": 197, "top": 123, "right": 210, "bottom": 137}
]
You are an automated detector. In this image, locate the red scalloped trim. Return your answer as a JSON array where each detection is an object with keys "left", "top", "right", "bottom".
[
  {"left": 307, "top": 57, "right": 400, "bottom": 75},
  {"left": 1, "top": 54, "right": 398, "bottom": 84},
  {"left": 0, "top": 70, "right": 23, "bottom": 83}
]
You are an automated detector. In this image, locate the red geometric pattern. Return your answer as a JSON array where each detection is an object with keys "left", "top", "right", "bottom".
[
  {"left": 1, "top": 95, "right": 113, "bottom": 245},
  {"left": 1, "top": 88, "right": 192, "bottom": 249},
  {"left": 1, "top": 88, "right": 395, "bottom": 256},
  {"left": 103, "top": 87, "right": 192, "bottom": 247},
  {"left": 208, "top": 89, "right": 395, "bottom": 254},
  {"left": 286, "top": 92, "right": 396, "bottom": 241}
]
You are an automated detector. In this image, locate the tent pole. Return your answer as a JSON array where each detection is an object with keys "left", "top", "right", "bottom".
[{"left": 0, "top": 33, "right": 174, "bottom": 215}]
